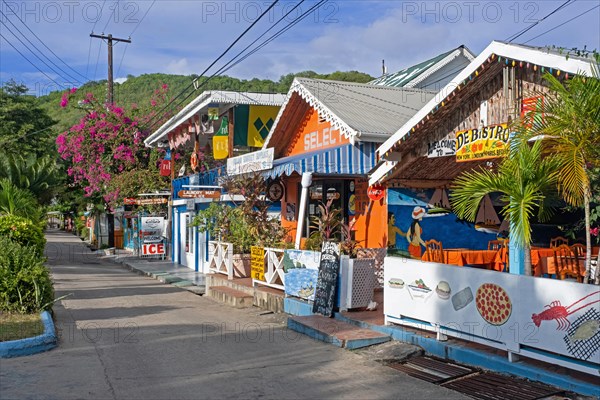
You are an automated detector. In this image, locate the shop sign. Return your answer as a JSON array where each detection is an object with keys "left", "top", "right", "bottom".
[
  {"left": 456, "top": 123, "right": 509, "bottom": 162},
  {"left": 142, "top": 243, "right": 165, "bottom": 255},
  {"left": 178, "top": 190, "right": 221, "bottom": 199},
  {"left": 250, "top": 246, "right": 265, "bottom": 281},
  {"left": 367, "top": 185, "right": 386, "bottom": 201},
  {"left": 124, "top": 197, "right": 137, "bottom": 205},
  {"left": 227, "top": 147, "right": 274, "bottom": 176},
  {"left": 427, "top": 138, "right": 456, "bottom": 158}
]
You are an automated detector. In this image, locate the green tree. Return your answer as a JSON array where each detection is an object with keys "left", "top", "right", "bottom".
[
  {"left": 0, "top": 179, "right": 42, "bottom": 222},
  {"left": 0, "top": 80, "right": 56, "bottom": 158},
  {"left": 450, "top": 140, "right": 560, "bottom": 275},
  {"left": 0, "top": 154, "right": 61, "bottom": 205},
  {"left": 518, "top": 67, "right": 600, "bottom": 282}
]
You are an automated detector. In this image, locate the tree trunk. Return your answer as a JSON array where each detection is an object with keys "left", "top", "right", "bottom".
[
  {"left": 583, "top": 191, "right": 592, "bottom": 284},
  {"left": 524, "top": 244, "right": 532, "bottom": 276}
]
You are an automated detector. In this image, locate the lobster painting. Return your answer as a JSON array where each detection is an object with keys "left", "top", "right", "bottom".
[{"left": 531, "top": 291, "right": 600, "bottom": 331}]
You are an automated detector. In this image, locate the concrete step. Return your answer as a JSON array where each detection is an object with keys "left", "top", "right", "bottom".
[
  {"left": 207, "top": 286, "right": 254, "bottom": 308},
  {"left": 207, "top": 274, "right": 285, "bottom": 313},
  {"left": 288, "top": 315, "right": 391, "bottom": 350},
  {"left": 171, "top": 280, "right": 193, "bottom": 287}
]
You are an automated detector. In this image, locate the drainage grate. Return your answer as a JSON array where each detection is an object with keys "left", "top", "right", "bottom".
[
  {"left": 389, "top": 356, "right": 474, "bottom": 383},
  {"left": 440, "top": 372, "right": 564, "bottom": 400}
]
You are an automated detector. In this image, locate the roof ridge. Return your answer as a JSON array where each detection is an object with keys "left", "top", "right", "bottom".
[{"left": 294, "top": 77, "right": 436, "bottom": 94}]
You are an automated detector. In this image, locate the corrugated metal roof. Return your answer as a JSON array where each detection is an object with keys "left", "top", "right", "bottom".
[
  {"left": 370, "top": 48, "right": 457, "bottom": 87},
  {"left": 145, "top": 90, "right": 287, "bottom": 147},
  {"left": 263, "top": 78, "right": 435, "bottom": 149}
]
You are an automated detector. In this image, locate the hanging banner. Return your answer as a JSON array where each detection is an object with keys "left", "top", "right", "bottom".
[
  {"left": 213, "top": 117, "right": 229, "bottom": 160},
  {"left": 160, "top": 159, "right": 171, "bottom": 176},
  {"left": 455, "top": 123, "right": 509, "bottom": 162},
  {"left": 521, "top": 96, "right": 544, "bottom": 129},
  {"left": 164, "top": 149, "right": 171, "bottom": 161},
  {"left": 234, "top": 105, "right": 280, "bottom": 147},
  {"left": 251, "top": 246, "right": 265, "bottom": 282},
  {"left": 207, "top": 107, "right": 219, "bottom": 120}
]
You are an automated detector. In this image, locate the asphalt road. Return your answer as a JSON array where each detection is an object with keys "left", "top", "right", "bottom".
[{"left": 0, "top": 231, "right": 468, "bottom": 400}]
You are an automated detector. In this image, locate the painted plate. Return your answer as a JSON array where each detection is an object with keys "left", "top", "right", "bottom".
[{"left": 475, "top": 283, "right": 512, "bottom": 326}]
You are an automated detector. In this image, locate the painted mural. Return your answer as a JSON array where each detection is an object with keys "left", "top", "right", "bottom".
[
  {"left": 387, "top": 187, "right": 499, "bottom": 257},
  {"left": 283, "top": 249, "right": 321, "bottom": 301},
  {"left": 384, "top": 257, "right": 600, "bottom": 374}
]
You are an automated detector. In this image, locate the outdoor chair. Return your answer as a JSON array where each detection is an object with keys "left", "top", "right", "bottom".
[
  {"left": 550, "top": 236, "right": 569, "bottom": 248},
  {"left": 425, "top": 239, "right": 444, "bottom": 263},
  {"left": 488, "top": 239, "right": 507, "bottom": 251},
  {"left": 553, "top": 244, "right": 583, "bottom": 282}
]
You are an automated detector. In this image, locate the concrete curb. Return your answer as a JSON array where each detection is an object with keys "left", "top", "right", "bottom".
[{"left": 0, "top": 311, "right": 57, "bottom": 358}]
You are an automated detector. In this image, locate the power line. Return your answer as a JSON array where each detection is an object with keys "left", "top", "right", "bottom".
[
  {"left": 116, "top": 43, "right": 129, "bottom": 78},
  {"left": 92, "top": 0, "right": 107, "bottom": 33},
  {"left": 524, "top": 4, "right": 600, "bottom": 44},
  {"left": 93, "top": 39, "right": 103, "bottom": 81},
  {"left": 0, "top": 33, "right": 65, "bottom": 89},
  {"left": 85, "top": 36, "right": 93, "bottom": 80},
  {"left": 142, "top": 0, "right": 281, "bottom": 131},
  {"left": 506, "top": 0, "right": 575, "bottom": 43},
  {"left": 1, "top": 0, "right": 88, "bottom": 82},
  {"left": 0, "top": 18, "right": 79, "bottom": 85},
  {"left": 129, "top": 0, "right": 156, "bottom": 37},
  {"left": 102, "top": 0, "right": 120, "bottom": 33}
]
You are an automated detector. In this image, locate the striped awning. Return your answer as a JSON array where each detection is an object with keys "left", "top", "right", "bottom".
[{"left": 266, "top": 143, "right": 377, "bottom": 179}]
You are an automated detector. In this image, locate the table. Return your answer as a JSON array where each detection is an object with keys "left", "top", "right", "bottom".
[
  {"left": 422, "top": 248, "right": 505, "bottom": 271},
  {"left": 533, "top": 246, "right": 599, "bottom": 277}
]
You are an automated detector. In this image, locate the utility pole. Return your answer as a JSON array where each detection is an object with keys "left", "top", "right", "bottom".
[
  {"left": 90, "top": 33, "right": 131, "bottom": 104},
  {"left": 90, "top": 33, "right": 131, "bottom": 250}
]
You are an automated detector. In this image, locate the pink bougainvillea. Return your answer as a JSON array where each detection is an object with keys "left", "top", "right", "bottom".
[{"left": 56, "top": 85, "right": 172, "bottom": 205}]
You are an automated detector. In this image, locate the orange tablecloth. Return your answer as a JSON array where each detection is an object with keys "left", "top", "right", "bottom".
[
  {"left": 422, "top": 249, "right": 505, "bottom": 270},
  {"left": 534, "top": 246, "right": 599, "bottom": 276}
]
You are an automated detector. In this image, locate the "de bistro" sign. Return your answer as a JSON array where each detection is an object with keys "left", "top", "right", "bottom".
[{"left": 455, "top": 123, "right": 509, "bottom": 162}]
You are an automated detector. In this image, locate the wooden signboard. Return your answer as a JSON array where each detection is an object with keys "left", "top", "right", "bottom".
[
  {"left": 250, "top": 246, "right": 265, "bottom": 281},
  {"left": 137, "top": 198, "right": 168, "bottom": 205},
  {"left": 178, "top": 190, "right": 221, "bottom": 199},
  {"left": 312, "top": 242, "right": 341, "bottom": 317}
]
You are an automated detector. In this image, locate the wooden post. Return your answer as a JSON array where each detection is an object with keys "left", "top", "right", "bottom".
[{"left": 228, "top": 108, "right": 234, "bottom": 158}]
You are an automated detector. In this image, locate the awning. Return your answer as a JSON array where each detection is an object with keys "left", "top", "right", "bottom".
[{"left": 266, "top": 143, "right": 377, "bottom": 179}]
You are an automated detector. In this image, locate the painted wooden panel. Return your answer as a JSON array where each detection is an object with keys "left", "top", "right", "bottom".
[{"left": 285, "top": 108, "right": 350, "bottom": 157}]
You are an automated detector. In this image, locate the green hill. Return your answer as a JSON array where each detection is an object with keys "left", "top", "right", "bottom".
[{"left": 37, "top": 70, "right": 375, "bottom": 133}]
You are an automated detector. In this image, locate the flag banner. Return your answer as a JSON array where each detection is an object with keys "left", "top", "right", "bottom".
[
  {"left": 208, "top": 107, "right": 219, "bottom": 120},
  {"left": 234, "top": 105, "right": 279, "bottom": 147},
  {"left": 213, "top": 117, "right": 229, "bottom": 160}
]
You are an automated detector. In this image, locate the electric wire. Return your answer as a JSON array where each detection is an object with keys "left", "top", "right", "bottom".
[
  {"left": 102, "top": 0, "right": 120, "bottom": 33},
  {"left": 142, "top": 0, "right": 280, "bottom": 131},
  {"left": 85, "top": 36, "right": 93, "bottom": 80},
  {"left": 0, "top": 0, "right": 88, "bottom": 82},
  {"left": 0, "top": 33, "right": 66, "bottom": 89},
  {"left": 92, "top": 0, "right": 107, "bottom": 33},
  {"left": 93, "top": 39, "right": 103, "bottom": 81},
  {"left": 0, "top": 18, "right": 80, "bottom": 85},
  {"left": 129, "top": 0, "right": 156, "bottom": 37},
  {"left": 144, "top": 0, "right": 324, "bottom": 134},
  {"left": 506, "top": 0, "right": 575, "bottom": 43},
  {"left": 524, "top": 4, "right": 600, "bottom": 44}
]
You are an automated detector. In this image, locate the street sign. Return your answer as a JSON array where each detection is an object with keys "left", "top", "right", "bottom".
[{"left": 178, "top": 190, "right": 221, "bottom": 199}]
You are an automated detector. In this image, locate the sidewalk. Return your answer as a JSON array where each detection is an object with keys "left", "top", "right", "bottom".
[{"left": 104, "top": 249, "right": 206, "bottom": 295}]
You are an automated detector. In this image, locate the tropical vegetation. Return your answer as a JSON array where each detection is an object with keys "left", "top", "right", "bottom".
[
  {"left": 517, "top": 66, "right": 600, "bottom": 282},
  {"left": 451, "top": 140, "right": 560, "bottom": 275}
]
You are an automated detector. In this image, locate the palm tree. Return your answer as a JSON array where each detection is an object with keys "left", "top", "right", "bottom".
[
  {"left": 0, "top": 153, "right": 61, "bottom": 205},
  {"left": 0, "top": 179, "right": 41, "bottom": 221},
  {"left": 450, "top": 140, "right": 559, "bottom": 275},
  {"left": 518, "top": 66, "right": 600, "bottom": 282}
]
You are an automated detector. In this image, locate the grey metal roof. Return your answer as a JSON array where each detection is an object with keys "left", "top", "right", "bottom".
[
  {"left": 263, "top": 78, "right": 435, "bottom": 147},
  {"left": 145, "top": 90, "right": 287, "bottom": 147}
]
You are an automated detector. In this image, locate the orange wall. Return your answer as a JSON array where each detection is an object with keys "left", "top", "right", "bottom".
[
  {"left": 352, "top": 180, "right": 387, "bottom": 249},
  {"left": 286, "top": 108, "right": 350, "bottom": 156}
]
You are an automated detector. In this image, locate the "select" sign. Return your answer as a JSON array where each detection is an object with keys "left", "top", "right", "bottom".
[{"left": 142, "top": 243, "right": 165, "bottom": 255}]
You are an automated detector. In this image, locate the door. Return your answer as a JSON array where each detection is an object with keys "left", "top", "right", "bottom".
[
  {"left": 179, "top": 212, "right": 188, "bottom": 267},
  {"left": 185, "top": 213, "right": 195, "bottom": 269}
]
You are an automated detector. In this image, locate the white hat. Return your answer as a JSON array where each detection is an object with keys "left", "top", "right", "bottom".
[{"left": 412, "top": 206, "right": 426, "bottom": 219}]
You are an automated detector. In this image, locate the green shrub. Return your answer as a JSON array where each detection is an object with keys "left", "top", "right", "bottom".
[
  {"left": 0, "top": 237, "right": 54, "bottom": 313},
  {"left": 0, "top": 215, "right": 46, "bottom": 256}
]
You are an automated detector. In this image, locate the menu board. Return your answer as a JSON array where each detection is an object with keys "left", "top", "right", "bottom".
[
  {"left": 251, "top": 246, "right": 265, "bottom": 281},
  {"left": 312, "top": 242, "right": 341, "bottom": 317}
]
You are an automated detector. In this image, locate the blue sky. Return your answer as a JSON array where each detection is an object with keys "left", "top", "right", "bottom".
[{"left": 1, "top": 0, "right": 599, "bottom": 96}]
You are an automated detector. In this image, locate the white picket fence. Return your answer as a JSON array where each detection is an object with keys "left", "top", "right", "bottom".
[
  {"left": 208, "top": 241, "right": 233, "bottom": 279},
  {"left": 253, "top": 248, "right": 285, "bottom": 290}
]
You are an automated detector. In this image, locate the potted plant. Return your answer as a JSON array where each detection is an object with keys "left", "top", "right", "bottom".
[{"left": 194, "top": 173, "right": 288, "bottom": 278}]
